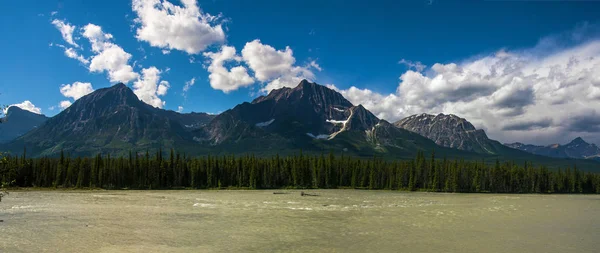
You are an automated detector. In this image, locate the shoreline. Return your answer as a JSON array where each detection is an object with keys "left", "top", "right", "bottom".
[{"left": 3, "top": 187, "right": 598, "bottom": 195}]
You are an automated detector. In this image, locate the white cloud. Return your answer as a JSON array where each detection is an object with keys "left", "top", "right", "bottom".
[
  {"left": 309, "top": 61, "right": 322, "bottom": 71},
  {"left": 53, "top": 22, "right": 139, "bottom": 84},
  {"left": 82, "top": 23, "right": 113, "bottom": 51},
  {"left": 64, "top": 47, "right": 89, "bottom": 64},
  {"left": 177, "top": 106, "right": 184, "bottom": 113},
  {"left": 51, "top": 19, "right": 78, "bottom": 47},
  {"left": 241, "top": 39, "right": 319, "bottom": 92},
  {"left": 132, "top": 0, "right": 225, "bottom": 54},
  {"left": 59, "top": 100, "right": 73, "bottom": 109},
  {"left": 81, "top": 24, "right": 139, "bottom": 84},
  {"left": 133, "top": 67, "right": 170, "bottom": 108},
  {"left": 60, "top": 82, "right": 94, "bottom": 100},
  {"left": 333, "top": 37, "right": 600, "bottom": 145},
  {"left": 203, "top": 45, "right": 254, "bottom": 93},
  {"left": 51, "top": 20, "right": 89, "bottom": 65},
  {"left": 183, "top": 77, "right": 196, "bottom": 92},
  {"left": 5, "top": 101, "right": 42, "bottom": 114}
]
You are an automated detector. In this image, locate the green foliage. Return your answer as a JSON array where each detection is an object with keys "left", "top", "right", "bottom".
[{"left": 0, "top": 149, "right": 599, "bottom": 193}]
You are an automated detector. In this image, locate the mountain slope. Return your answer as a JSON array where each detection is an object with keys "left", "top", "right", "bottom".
[
  {"left": 394, "top": 113, "right": 505, "bottom": 154},
  {"left": 0, "top": 107, "right": 48, "bottom": 143},
  {"left": 505, "top": 137, "right": 600, "bottom": 159},
  {"left": 4, "top": 83, "right": 212, "bottom": 156},
  {"left": 194, "top": 80, "right": 475, "bottom": 158}
]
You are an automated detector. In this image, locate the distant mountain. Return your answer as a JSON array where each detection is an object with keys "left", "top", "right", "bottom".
[
  {"left": 505, "top": 137, "right": 600, "bottom": 159},
  {"left": 0, "top": 106, "right": 48, "bottom": 143},
  {"left": 394, "top": 113, "right": 507, "bottom": 154},
  {"left": 3, "top": 83, "right": 214, "bottom": 156}
]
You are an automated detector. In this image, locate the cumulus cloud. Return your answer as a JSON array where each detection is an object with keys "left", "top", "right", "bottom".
[
  {"left": 60, "top": 82, "right": 95, "bottom": 100},
  {"left": 51, "top": 19, "right": 172, "bottom": 108},
  {"left": 241, "top": 40, "right": 319, "bottom": 92},
  {"left": 51, "top": 20, "right": 90, "bottom": 65},
  {"left": 83, "top": 24, "right": 139, "bottom": 83},
  {"left": 5, "top": 101, "right": 42, "bottom": 114},
  {"left": 332, "top": 35, "right": 600, "bottom": 144},
  {"left": 132, "top": 0, "right": 225, "bottom": 54},
  {"left": 59, "top": 100, "right": 73, "bottom": 110},
  {"left": 203, "top": 45, "right": 254, "bottom": 93},
  {"left": 177, "top": 106, "right": 184, "bottom": 113},
  {"left": 51, "top": 19, "right": 78, "bottom": 47},
  {"left": 133, "top": 67, "right": 170, "bottom": 108}
]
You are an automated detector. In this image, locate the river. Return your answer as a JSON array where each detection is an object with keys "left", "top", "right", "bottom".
[{"left": 1, "top": 190, "right": 598, "bottom": 252}]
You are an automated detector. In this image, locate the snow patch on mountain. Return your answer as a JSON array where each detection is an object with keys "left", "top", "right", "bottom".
[
  {"left": 306, "top": 133, "right": 330, "bottom": 139},
  {"left": 255, "top": 119, "right": 275, "bottom": 127}
]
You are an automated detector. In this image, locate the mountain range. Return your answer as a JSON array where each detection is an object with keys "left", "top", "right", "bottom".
[
  {"left": 1, "top": 80, "right": 599, "bottom": 171},
  {"left": 506, "top": 138, "right": 600, "bottom": 160}
]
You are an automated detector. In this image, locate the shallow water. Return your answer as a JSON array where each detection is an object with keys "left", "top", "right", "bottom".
[{"left": 1, "top": 190, "right": 598, "bottom": 252}]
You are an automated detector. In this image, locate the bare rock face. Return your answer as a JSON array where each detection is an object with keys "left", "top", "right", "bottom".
[
  {"left": 505, "top": 137, "right": 600, "bottom": 159},
  {"left": 394, "top": 113, "right": 501, "bottom": 154}
]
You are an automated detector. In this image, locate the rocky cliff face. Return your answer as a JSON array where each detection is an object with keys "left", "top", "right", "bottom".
[
  {"left": 394, "top": 113, "right": 502, "bottom": 154},
  {"left": 505, "top": 137, "right": 600, "bottom": 159}
]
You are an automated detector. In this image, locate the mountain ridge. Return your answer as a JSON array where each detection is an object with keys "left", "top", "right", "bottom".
[
  {"left": 0, "top": 106, "right": 49, "bottom": 143},
  {"left": 3, "top": 83, "right": 214, "bottom": 156},
  {"left": 1, "top": 80, "right": 599, "bottom": 171},
  {"left": 505, "top": 137, "right": 600, "bottom": 160},
  {"left": 394, "top": 113, "right": 506, "bottom": 154}
]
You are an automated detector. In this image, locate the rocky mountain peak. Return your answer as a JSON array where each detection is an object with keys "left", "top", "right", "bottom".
[
  {"left": 296, "top": 79, "right": 316, "bottom": 89},
  {"left": 81, "top": 83, "right": 141, "bottom": 108},
  {"left": 345, "top": 104, "right": 380, "bottom": 131},
  {"left": 5, "top": 106, "right": 45, "bottom": 119},
  {"left": 0, "top": 106, "right": 49, "bottom": 143},
  {"left": 394, "top": 113, "right": 500, "bottom": 154},
  {"left": 7, "top": 106, "right": 31, "bottom": 115},
  {"left": 253, "top": 80, "right": 352, "bottom": 108},
  {"left": 567, "top": 137, "right": 588, "bottom": 146},
  {"left": 3, "top": 83, "right": 216, "bottom": 156}
]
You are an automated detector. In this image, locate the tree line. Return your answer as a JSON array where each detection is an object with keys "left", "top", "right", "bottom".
[{"left": 0, "top": 149, "right": 599, "bottom": 193}]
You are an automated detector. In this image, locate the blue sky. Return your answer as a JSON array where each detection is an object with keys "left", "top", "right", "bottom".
[{"left": 2, "top": 0, "right": 600, "bottom": 145}]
